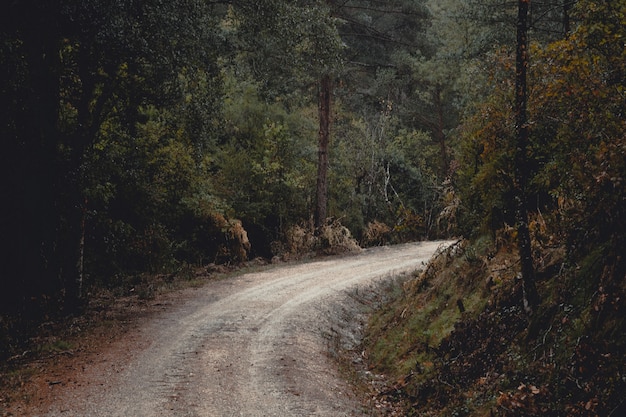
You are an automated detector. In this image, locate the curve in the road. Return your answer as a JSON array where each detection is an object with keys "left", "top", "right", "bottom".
[{"left": 41, "top": 241, "right": 450, "bottom": 417}]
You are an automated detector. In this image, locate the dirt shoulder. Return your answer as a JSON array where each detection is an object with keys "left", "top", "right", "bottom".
[{"left": 1, "top": 241, "right": 449, "bottom": 417}]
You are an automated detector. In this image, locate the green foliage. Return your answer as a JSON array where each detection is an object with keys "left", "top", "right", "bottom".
[
  {"left": 215, "top": 71, "right": 317, "bottom": 253},
  {"left": 529, "top": 0, "right": 626, "bottom": 257},
  {"left": 1, "top": 0, "right": 229, "bottom": 312},
  {"left": 330, "top": 102, "right": 445, "bottom": 242},
  {"left": 455, "top": 48, "right": 518, "bottom": 236},
  {"left": 229, "top": 0, "right": 343, "bottom": 99},
  {"left": 454, "top": 0, "right": 626, "bottom": 249}
]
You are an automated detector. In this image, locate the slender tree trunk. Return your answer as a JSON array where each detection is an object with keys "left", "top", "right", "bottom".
[
  {"left": 514, "top": 0, "right": 539, "bottom": 315},
  {"left": 433, "top": 86, "right": 449, "bottom": 178},
  {"left": 563, "top": 0, "right": 573, "bottom": 37},
  {"left": 315, "top": 74, "right": 332, "bottom": 232},
  {"left": 61, "top": 194, "right": 86, "bottom": 313},
  {"left": 62, "top": 42, "right": 94, "bottom": 313}
]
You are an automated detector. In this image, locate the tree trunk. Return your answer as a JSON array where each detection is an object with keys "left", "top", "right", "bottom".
[
  {"left": 62, "top": 41, "right": 95, "bottom": 313},
  {"left": 563, "top": 0, "right": 573, "bottom": 37},
  {"left": 514, "top": 0, "right": 539, "bottom": 315},
  {"left": 433, "top": 86, "right": 449, "bottom": 179},
  {"left": 61, "top": 195, "right": 86, "bottom": 314},
  {"left": 315, "top": 74, "right": 332, "bottom": 232}
]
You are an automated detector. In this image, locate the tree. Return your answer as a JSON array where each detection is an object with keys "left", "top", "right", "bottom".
[
  {"left": 1, "top": 0, "right": 225, "bottom": 314},
  {"left": 513, "top": 0, "right": 539, "bottom": 314},
  {"left": 225, "top": 1, "right": 343, "bottom": 236},
  {"left": 326, "top": 0, "right": 440, "bottom": 236},
  {"left": 1, "top": 1, "right": 62, "bottom": 314},
  {"left": 530, "top": 0, "right": 625, "bottom": 262},
  {"left": 315, "top": 74, "right": 333, "bottom": 231}
]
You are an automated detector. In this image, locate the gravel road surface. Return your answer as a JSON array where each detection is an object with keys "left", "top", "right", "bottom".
[{"left": 36, "top": 241, "right": 449, "bottom": 417}]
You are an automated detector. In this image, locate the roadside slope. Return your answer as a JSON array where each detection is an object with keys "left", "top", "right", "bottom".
[{"left": 362, "top": 238, "right": 626, "bottom": 416}]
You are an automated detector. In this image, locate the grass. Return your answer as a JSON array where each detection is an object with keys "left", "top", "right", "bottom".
[
  {"left": 365, "top": 239, "right": 492, "bottom": 379},
  {"left": 36, "top": 339, "right": 73, "bottom": 354}
]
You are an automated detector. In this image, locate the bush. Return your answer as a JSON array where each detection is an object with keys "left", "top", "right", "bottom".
[
  {"left": 319, "top": 219, "right": 362, "bottom": 255},
  {"left": 362, "top": 220, "right": 392, "bottom": 247}
]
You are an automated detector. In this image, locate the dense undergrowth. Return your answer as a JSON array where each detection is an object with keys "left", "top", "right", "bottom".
[{"left": 364, "top": 237, "right": 626, "bottom": 416}]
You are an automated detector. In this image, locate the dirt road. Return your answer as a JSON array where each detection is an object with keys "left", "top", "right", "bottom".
[{"left": 35, "top": 241, "right": 448, "bottom": 417}]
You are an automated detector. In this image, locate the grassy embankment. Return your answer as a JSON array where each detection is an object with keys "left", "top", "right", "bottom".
[{"left": 364, "top": 236, "right": 626, "bottom": 416}]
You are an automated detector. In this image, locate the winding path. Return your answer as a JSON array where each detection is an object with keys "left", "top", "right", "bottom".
[{"left": 39, "top": 241, "right": 449, "bottom": 417}]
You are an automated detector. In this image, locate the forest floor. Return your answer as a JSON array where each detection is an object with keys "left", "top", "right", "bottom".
[{"left": 0, "top": 241, "right": 450, "bottom": 417}]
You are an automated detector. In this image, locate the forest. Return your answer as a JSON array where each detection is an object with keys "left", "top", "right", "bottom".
[
  {"left": 1, "top": 0, "right": 453, "bottom": 317},
  {"left": 1, "top": 0, "right": 624, "bottom": 413}
]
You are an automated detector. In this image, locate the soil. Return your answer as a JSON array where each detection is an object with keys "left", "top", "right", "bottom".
[{"left": 1, "top": 241, "right": 449, "bottom": 417}]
